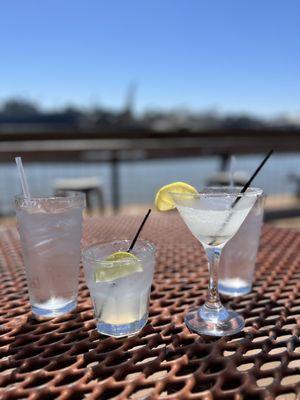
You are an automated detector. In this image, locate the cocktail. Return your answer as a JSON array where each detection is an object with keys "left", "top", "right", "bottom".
[
  {"left": 82, "top": 239, "right": 156, "bottom": 337},
  {"left": 169, "top": 187, "right": 263, "bottom": 336},
  {"left": 15, "top": 192, "right": 85, "bottom": 317}
]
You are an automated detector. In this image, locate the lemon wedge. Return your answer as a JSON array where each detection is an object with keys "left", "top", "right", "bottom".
[
  {"left": 94, "top": 251, "right": 143, "bottom": 282},
  {"left": 155, "top": 182, "right": 198, "bottom": 211}
]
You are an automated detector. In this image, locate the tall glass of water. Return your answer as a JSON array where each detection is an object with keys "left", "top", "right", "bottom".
[
  {"left": 218, "top": 194, "right": 264, "bottom": 296},
  {"left": 15, "top": 192, "right": 85, "bottom": 317}
]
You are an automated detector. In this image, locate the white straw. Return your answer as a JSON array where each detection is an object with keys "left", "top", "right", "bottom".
[{"left": 15, "top": 157, "right": 32, "bottom": 205}]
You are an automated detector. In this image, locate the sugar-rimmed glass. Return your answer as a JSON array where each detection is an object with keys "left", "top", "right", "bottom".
[{"left": 170, "top": 187, "right": 263, "bottom": 336}]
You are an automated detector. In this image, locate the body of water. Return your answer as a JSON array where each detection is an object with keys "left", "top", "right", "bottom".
[{"left": 1, "top": 153, "right": 299, "bottom": 215}]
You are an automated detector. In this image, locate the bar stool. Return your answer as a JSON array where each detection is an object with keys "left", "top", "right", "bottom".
[
  {"left": 206, "top": 171, "right": 249, "bottom": 187},
  {"left": 54, "top": 177, "right": 105, "bottom": 213}
]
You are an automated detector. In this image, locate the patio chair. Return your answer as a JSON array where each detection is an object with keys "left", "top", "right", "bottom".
[{"left": 54, "top": 176, "right": 105, "bottom": 213}]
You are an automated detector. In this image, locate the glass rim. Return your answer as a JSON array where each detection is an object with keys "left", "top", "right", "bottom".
[
  {"left": 15, "top": 191, "right": 86, "bottom": 202},
  {"left": 82, "top": 238, "right": 156, "bottom": 266},
  {"left": 169, "top": 186, "right": 263, "bottom": 198},
  {"left": 15, "top": 192, "right": 86, "bottom": 210}
]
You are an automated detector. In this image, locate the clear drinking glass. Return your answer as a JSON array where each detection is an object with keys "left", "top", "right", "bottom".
[
  {"left": 15, "top": 192, "right": 85, "bottom": 317},
  {"left": 219, "top": 195, "right": 264, "bottom": 296},
  {"left": 82, "top": 239, "right": 156, "bottom": 337},
  {"left": 170, "top": 187, "right": 263, "bottom": 337}
]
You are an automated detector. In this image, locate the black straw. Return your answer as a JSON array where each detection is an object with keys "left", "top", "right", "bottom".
[
  {"left": 231, "top": 149, "right": 273, "bottom": 208},
  {"left": 128, "top": 209, "right": 152, "bottom": 251}
]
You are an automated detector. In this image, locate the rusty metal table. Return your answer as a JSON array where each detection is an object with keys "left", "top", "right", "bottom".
[{"left": 0, "top": 213, "right": 300, "bottom": 399}]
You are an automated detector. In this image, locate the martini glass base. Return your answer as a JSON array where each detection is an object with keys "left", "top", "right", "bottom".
[{"left": 184, "top": 306, "right": 245, "bottom": 337}]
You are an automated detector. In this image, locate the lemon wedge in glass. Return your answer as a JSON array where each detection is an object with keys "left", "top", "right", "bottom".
[
  {"left": 94, "top": 251, "right": 143, "bottom": 282},
  {"left": 155, "top": 182, "right": 198, "bottom": 211}
]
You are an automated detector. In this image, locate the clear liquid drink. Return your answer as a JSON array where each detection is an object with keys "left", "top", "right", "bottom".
[
  {"left": 82, "top": 239, "right": 156, "bottom": 337},
  {"left": 15, "top": 193, "right": 85, "bottom": 317},
  {"left": 218, "top": 195, "right": 264, "bottom": 296},
  {"left": 176, "top": 203, "right": 253, "bottom": 246},
  {"left": 170, "top": 187, "right": 263, "bottom": 337}
]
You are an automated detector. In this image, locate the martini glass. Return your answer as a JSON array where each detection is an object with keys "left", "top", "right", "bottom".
[{"left": 170, "top": 187, "right": 263, "bottom": 337}]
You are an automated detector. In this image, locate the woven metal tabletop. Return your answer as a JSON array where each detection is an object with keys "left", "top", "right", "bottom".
[{"left": 0, "top": 213, "right": 300, "bottom": 399}]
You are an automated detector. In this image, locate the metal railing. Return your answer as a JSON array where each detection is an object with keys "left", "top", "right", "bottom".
[{"left": 1, "top": 128, "right": 299, "bottom": 214}]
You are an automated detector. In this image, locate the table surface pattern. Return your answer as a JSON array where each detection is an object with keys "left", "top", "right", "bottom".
[{"left": 0, "top": 213, "right": 300, "bottom": 400}]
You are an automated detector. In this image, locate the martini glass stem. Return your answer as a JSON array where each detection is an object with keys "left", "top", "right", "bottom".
[
  {"left": 204, "top": 245, "right": 223, "bottom": 310},
  {"left": 185, "top": 241, "right": 244, "bottom": 335}
]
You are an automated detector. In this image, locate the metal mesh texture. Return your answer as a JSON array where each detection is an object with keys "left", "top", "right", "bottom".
[{"left": 0, "top": 213, "right": 300, "bottom": 400}]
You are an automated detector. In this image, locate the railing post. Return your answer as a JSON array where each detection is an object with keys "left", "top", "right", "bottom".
[
  {"left": 220, "top": 153, "right": 230, "bottom": 171},
  {"left": 111, "top": 151, "right": 120, "bottom": 212}
]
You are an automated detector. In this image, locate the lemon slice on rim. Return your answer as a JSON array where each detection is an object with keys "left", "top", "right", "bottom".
[
  {"left": 155, "top": 182, "right": 198, "bottom": 211},
  {"left": 94, "top": 251, "right": 143, "bottom": 282}
]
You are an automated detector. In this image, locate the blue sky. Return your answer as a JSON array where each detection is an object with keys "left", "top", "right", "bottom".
[{"left": 0, "top": 1, "right": 300, "bottom": 116}]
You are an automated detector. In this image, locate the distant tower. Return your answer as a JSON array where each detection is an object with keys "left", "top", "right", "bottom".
[{"left": 123, "top": 82, "right": 137, "bottom": 117}]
